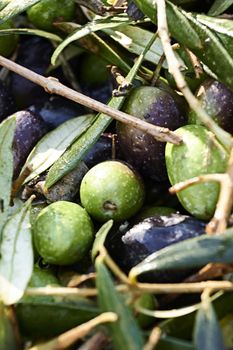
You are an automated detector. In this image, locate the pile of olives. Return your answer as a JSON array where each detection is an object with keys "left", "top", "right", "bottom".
[{"left": 1, "top": 0, "right": 233, "bottom": 311}]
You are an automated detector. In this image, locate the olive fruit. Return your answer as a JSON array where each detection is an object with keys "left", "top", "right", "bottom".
[
  {"left": 188, "top": 79, "right": 233, "bottom": 134},
  {"left": 13, "top": 110, "right": 49, "bottom": 178},
  {"left": 165, "top": 125, "right": 228, "bottom": 220},
  {"left": 33, "top": 201, "right": 94, "bottom": 265},
  {"left": 107, "top": 214, "right": 205, "bottom": 283},
  {"left": 78, "top": 53, "right": 109, "bottom": 87},
  {"left": 80, "top": 161, "right": 145, "bottom": 222},
  {"left": 27, "top": 0, "right": 76, "bottom": 32},
  {"left": 28, "top": 265, "right": 60, "bottom": 288},
  {"left": 10, "top": 36, "right": 53, "bottom": 109},
  {"left": 29, "top": 95, "right": 85, "bottom": 129},
  {"left": 117, "top": 86, "right": 187, "bottom": 181},
  {"left": 0, "top": 20, "right": 18, "bottom": 57},
  {"left": 0, "top": 80, "right": 16, "bottom": 122}
]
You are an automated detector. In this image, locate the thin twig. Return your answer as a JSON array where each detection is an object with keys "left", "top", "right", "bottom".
[
  {"left": 143, "top": 327, "right": 162, "bottom": 350},
  {"left": 156, "top": 0, "right": 233, "bottom": 150},
  {"left": 78, "top": 332, "right": 109, "bottom": 350},
  {"left": 0, "top": 55, "right": 181, "bottom": 145},
  {"left": 185, "top": 48, "right": 203, "bottom": 79}
]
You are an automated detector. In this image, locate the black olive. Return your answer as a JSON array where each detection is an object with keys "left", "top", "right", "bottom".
[
  {"left": 0, "top": 80, "right": 16, "bottom": 122},
  {"left": 107, "top": 214, "right": 205, "bottom": 283}
]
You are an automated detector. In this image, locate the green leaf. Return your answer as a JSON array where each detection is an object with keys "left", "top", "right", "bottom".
[
  {"left": 0, "top": 197, "right": 33, "bottom": 305},
  {"left": 194, "top": 298, "right": 226, "bottom": 350},
  {"left": 51, "top": 15, "right": 133, "bottom": 65},
  {"left": 0, "top": 304, "right": 18, "bottom": 350},
  {"left": 208, "top": 0, "right": 233, "bottom": 16},
  {"left": 134, "top": 0, "right": 233, "bottom": 91},
  {"left": 105, "top": 25, "right": 168, "bottom": 68},
  {"left": 95, "top": 258, "right": 144, "bottom": 350},
  {"left": 45, "top": 31, "right": 156, "bottom": 188},
  {"left": 20, "top": 114, "right": 95, "bottom": 184},
  {"left": 0, "top": 0, "right": 40, "bottom": 23},
  {"left": 129, "top": 229, "right": 233, "bottom": 280},
  {"left": 0, "top": 116, "right": 16, "bottom": 235},
  {"left": 157, "top": 336, "right": 194, "bottom": 350},
  {"left": 196, "top": 14, "right": 233, "bottom": 56},
  {"left": 0, "top": 27, "right": 62, "bottom": 42},
  {"left": 91, "top": 220, "right": 113, "bottom": 261},
  {"left": 16, "top": 297, "right": 99, "bottom": 338}
]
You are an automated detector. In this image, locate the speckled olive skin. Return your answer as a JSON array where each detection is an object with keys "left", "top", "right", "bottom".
[
  {"left": 107, "top": 214, "right": 205, "bottom": 283},
  {"left": 33, "top": 201, "right": 94, "bottom": 266},
  {"left": 165, "top": 125, "right": 228, "bottom": 220},
  {"left": 13, "top": 110, "right": 48, "bottom": 178},
  {"left": 80, "top": 161, "right": 145, "bottom": 222},
  {"left": 189, "top": 79, "right": 233, "bottom": 134},
  {"left": 117, "top": 86, "right": 187, "bottom": 181},
  {"left": 0, "top": 81, "right": 16, "bottom": 122}
]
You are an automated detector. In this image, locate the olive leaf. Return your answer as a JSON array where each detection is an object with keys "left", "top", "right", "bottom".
[
  {"left": 208, "top": 0, "right": 233, "bottom": 16},
  {"left": 0, "top": 197, "right": 33, "bottom": 305},
  {"left": 134, "top": 0, "right": 233, "bottom": 91},
  {"left": 0, "top": 304, "right": 19, "bottom": 350},
  {"left": 45, "top": 31, "right": 155, "bottom": 188},
  {"left": 157, "top": 337, "right": 194, "bottom": 350},
  {"left": 0, "top": 27, "right": 62, "bottom": 42},
  {"left": 193, "top": 297, "right": 226, "bottom": 350},
  {"left": 51, "top": 15, "right": 134, "bottom": 65},
  {"left": 95, "top": 258, "right": 144, "bottom": 350},
  {"left": 196, "top": 14, "right": 233, "bottom": 56},
  {"left": 0, "top": 116, "right": 16, "bottom": 235},
  {"left": 129, "top": 228, "right": 233, "bottom": 280},
  {"left": 91, "top": 220, "right": 113, "bottom": 261},
  {"left": 16, "top": 297, "right": 99, "bottom": 338},
  {"left": 20, "top": 114, "right": 95, "bottom": 184},
  {"left": 104, "top": 25, "right": 169, "bottom": 68},
  {"left": 0, "top": 0, "right": 40, "bottom": 23},
  {"left": 54, "top": 22, "right": 131, "bottom": 73}
]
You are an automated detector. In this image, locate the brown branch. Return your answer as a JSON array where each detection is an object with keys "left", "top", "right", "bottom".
[
  {"left": 0, "top": 55, "right": 181, "bottom": 145},
  {"left": 169, "top": 174, "right": 225, "bottom": 194}
]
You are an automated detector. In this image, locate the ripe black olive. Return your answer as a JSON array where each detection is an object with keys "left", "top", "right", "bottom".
[
  {"left": 29, "top": 95, "right": 85, "bottom": 129},
  {"left": 107, "top": 214, "right": 205, "bottom": 283},
  {"left": 13, "top": 110, "right": 49, "bottom": 178},
  {"left": 0, "top": 80, "right": 16, "bottom": 122},
  {"left": 10, "top": 36, "right": 53, "bottom": 109},
  {"left": 117, "top": 86, "right": 187, "bottom": 181},
  {"left": 188, "top": 79, "right": 233, "bottom": 134}
]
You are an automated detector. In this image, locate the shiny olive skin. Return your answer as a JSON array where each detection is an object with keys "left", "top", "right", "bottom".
[
  {"left": 0, "top": 80, "right": 16, "bottom": 122},
  {"left": 107, "top": 214, "right": 205, "bottom": 283},
  {"left": 29, "top": 95, "right": 85, "bottom": 129},
  {"left": 10, "top": 36, "right": 53, "bottom": 109},
  {"left": 13, "top": 110, "right": 49, "bottom": 178},
  {"left": 117, "top": 86, "right": 187, "bottom": 181},
  {"left": 188, "top": 79, "right": 233, "bottom": 134}
]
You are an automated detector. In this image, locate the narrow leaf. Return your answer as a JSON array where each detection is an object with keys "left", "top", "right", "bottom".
[
  {"left": 129, "top": 229, "right": 233, "bottom": 280},
  {"left": 96, "top": 258, "right": 144, "bottom": 350},
  {"left": 0, "top": 0, "right": 40, "bottom": 23},
  {"left": 105, "top": 25, "right": 168, "bottom": 67},
  {"left": 0, "top": 116, "right": 16, "bottom": 234},
  {"left": 91, "top": 220, "right": 113, "bottom": 261},
  {"left": 20, "top": 114, "right": 95, "bottom": 183},
  {"left": 51, "top": 15, "right": 133, "bottom": 65},
  {"left": 208, "top": 0, "right": 233, "bottom": 16},
  {"left": 194, "top": 298, "right": 226, "bottom": 350},
  {"left": 0, "top": 27, "right": 62, "bottom": 42},
  {"left": 0, "top": 304, "right": 18, "bottom": 350},
  {"left": 0, "top": 197, "right": 33, "bottom": 305}
]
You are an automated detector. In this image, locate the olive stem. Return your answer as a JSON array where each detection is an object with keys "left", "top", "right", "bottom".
[
  {"left": 143, "top": 327, "right": 162, "bottom": 350},
  {"left": 31, "top": 312, "right": 117, "bottom": 350},
  {"left": 156, "top": 0, "right": 233, "bottom": 151},
  {"left": 0, "top": 55, "right": 182, "bottom": 144}
]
